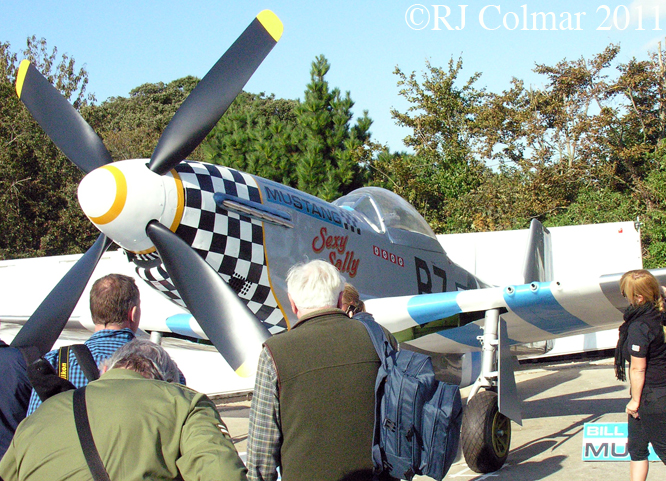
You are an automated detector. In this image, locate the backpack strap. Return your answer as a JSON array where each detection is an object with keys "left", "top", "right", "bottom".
[
  {"left": 355, "top": 313, "right": 393, "bottom": 479},
  {"left": 73, "top": 387, "right": 111, "bottom": 481},
  {"left": 70, "top": 345, "right": 100, "bottom": 382},
  {"left": 58, "top": 344, "right": 100, "bottom": 382},
  {"left": 355, "top": 312, "right": 395, "bottom": 365}
]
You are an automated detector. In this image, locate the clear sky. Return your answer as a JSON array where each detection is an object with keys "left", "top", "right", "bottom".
[{"left": 2, "top": 0, "right": 665, "bottom": 152}]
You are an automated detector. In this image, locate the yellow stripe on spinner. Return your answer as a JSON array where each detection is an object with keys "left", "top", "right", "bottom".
[
  {"left": 133, "top": 246, "right": 157, "bottom": 255},
  {"left": 16, "top": 60, "right": 31, "bottom": 98},
  {"left": 235, "top": 361, "right": 255, "bottom": 378},
  {"left": 169, "top": 169, "right": 185, "bottom": 233},
  {"left": 257, "top": 10, "right": 283, "bottom": 42},
  {"left": 89, "top": 165, "right": 128, "bottom": 225}
]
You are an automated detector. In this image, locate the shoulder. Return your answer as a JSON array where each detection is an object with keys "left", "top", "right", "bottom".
[
  {"left": 633, "top": 309, "right": 662, "bottom": 332},
  {"left": 0, "top": 343, "right": 21, "bottom": 359},
  {"left": 23, "top": 388, "right": 74, "bottom": 420},
  {"left": 40, "top": 347, "right": 59, "bottom": 364},
  {"left": 354, "top": 312, "right": 398, "bottom": 347},
  {"left": 628, "top": 318, "right": 652, "bottom": 340},
  {"left": 13, "top": 390, "right": 75, "bottom": 444},
  {"left": 158, "top": 380, "right": 218, "bottom": 413},
  {"left": 628, "top": 311, "right": 663, "bottom": 347},
  {"left": 99, "top": 370, "right": 215, "bottom": 409},
  {"left": 85, "top": 329, "right": 135, "bottom": 352}
]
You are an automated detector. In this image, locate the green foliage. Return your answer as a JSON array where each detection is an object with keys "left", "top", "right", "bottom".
[
  {"left": 203, "top": 55, "right": 375, "bottom": 201},
  {"left": 84, "top": 76, "right": 202, "bottom": 161},
  {"left": 0, "top": 38, "right": 97, "bottom": 259},
  {"left": 640, "top": 144, "right": 666, "bottom": 268},
  {"left": 203, "top": 91, "right": 299, "bottom": 185},
  {"left": 371, "top": 58, "right": 486, "bottom": 232},
  {"left": 384, "top": 43, "right": 666, "bottom": 267},
  {"left": 546, "top": 187, "right": 639, "bottom": 226},
  {"left": 294, "top": 55, "right": 372, "bottom": 200}
]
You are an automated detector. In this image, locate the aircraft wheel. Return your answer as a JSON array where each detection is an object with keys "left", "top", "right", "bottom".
[{"left": 461, "top": 389, "right": 511, "bottom": 473}]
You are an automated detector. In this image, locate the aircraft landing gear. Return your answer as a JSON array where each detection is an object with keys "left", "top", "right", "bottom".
[
  {"left": 461, "top": 308, "right": 517, "bottom": 473},
  {"left": 461, "top": 390, "right": 510, "bottom": 473}
]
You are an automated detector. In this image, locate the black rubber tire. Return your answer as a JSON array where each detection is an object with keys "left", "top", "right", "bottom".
[{"left": 461, "top": 389, "right": 511, "bottom": 473}]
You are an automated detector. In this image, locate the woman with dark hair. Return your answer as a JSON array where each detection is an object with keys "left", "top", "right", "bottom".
[{"left": 615, "top": 269, "right": 666, "bottom": 481}]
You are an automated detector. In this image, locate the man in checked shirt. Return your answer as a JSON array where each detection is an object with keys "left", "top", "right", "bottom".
[
  {"left": 246, "top": 260, "right": 395, "bottom": 481},
  {"left": 26, "top": 273, "right": 184, "bottom": 415}
]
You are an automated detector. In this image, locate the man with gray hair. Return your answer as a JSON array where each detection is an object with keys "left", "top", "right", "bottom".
[
  {"left": 0, "top": 340, "right": 247, "bottom": 481},
  {"left": 101, "top": 338, "right": 181, "bottom": 382},
  {"left": 247, "top": 260, "right": 392, "bottom": 481}
]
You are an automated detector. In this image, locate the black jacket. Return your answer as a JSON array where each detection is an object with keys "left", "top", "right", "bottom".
[{"left": 0, "top": 339, "right": 31, "bottom": 458}]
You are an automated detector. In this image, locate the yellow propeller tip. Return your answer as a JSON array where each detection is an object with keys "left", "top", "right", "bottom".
[
  {"left": 234, "top": 361, "right": 256, "bottom": 378},
  {"left": 257, "top": 10, "right": 283, "bottom": 42},
  {"left": 16, "top": 60, "right": 31, "bottom": 98}
]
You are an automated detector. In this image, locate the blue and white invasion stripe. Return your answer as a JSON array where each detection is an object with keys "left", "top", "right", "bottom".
[
  {"left": 165, "top": 314, "right": 207, "bottom": 340},
  {"left": 368, "top": 276, "right": 634, "bottom": 355}
]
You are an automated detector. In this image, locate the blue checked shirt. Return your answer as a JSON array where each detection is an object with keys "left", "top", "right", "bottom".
[
  {"left": 247, "top": 346, "right": 282, "bottom": 481},
  {"left": 26, "top": 328, "right": 136, "bottom": 415}
]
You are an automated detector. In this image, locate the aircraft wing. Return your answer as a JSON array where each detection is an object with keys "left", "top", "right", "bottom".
[{"left": 366, "top": 268, "right": 666, "bottom": 354}]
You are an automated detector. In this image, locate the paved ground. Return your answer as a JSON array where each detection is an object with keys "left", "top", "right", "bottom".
[{"left": 217, "top": 356, "right": 666, "bottom": 480}]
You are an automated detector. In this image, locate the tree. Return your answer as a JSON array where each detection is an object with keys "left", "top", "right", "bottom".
[
  {"left": 0, "top": 37, "right": 97, "bottom": 259},
  {"left": 466, "top": 46, "right": 622, "bottom": 230},
  {"left": 464, "top": 42, "right": 666, "bottom": 266},
  {"left": 375, "top": 57, "right": 486, "bottom": 232},
  {"left": 84, "top": 76, "right": 202, "bottom": 161},
  {"left": 293, "top": 55, "right": 373, "bottom": 200},
  {"left": 203, "top": 91, "right": 300, "bottom": 185},
  {"left": 203, "top": 55, "right": 375, "bottom": 201}
]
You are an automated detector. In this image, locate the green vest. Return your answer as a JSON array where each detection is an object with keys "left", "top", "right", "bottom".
[{"left": 265, "top": 309, "right": 380, "bottom": 481}]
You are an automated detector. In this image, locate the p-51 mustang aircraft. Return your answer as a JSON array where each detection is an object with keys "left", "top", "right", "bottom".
[{"left": 9, "top": 9, "right": 666, "bottom": 475}]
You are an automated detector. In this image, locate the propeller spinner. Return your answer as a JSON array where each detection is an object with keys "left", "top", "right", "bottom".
[{"left": 13, "top": 10, "right": 283, "bottom": 376}]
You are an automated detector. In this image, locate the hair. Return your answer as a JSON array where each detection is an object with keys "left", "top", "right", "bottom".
[
  {"left": 286, "top": 260, "right": 345, "bottom": 310},
  {"left": 342, "top": 283, "right": 365, "bottom": 316},
  {"left": 90, "top": 274, "right": 140, "bottom": 327},
  {"left": 616, "top": 269, "right": 666, "bottom": 380},
  {"left": 103, "top": 339, "right": 180, "bottom": 382},
  {"left": 620, "top": 269, "right": 665, "bottom": 311}
]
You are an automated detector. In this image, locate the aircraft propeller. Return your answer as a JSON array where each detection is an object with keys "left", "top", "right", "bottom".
[
  {"left": 149, "top": 10, "right": 282, "bottom": 176},
  {"left": 11, "top": 234, "right": 112, "bottom": 356},
  {"left": 14, "top": 61, "right": 113, "bottom": 174},
  {"left": 146, "top": 221, "right": 270, "bottom": 375},
  {"left": 11, "top": 10, "right": 283, "bottom": 375}
]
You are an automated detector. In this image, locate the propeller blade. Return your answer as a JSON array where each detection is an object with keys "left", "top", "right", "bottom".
[
  {"left": 15, "top": 60, "right": 113, "bottom": 174},
  {"left": 11, "top": 234, "right": 112, "bottom": 355},
  {"left": 149, "top": 10, "right": 283, "bottom": 176},
  {"left": 145, "top": 221, "right": 270, "bottom": 376}
]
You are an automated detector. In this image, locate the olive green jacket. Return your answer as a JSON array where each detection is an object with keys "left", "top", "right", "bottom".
[{"left": 0, "top": 369, "right": 247, "bottom": 481}]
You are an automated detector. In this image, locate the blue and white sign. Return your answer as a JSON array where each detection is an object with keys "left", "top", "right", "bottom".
[{"left": 582, "top": 423, "right": 659, "bottom": 461}]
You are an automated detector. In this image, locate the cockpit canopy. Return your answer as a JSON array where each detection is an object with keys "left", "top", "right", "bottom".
[{"left": 333, "top": 187, "right": 442, "bottom": 252}]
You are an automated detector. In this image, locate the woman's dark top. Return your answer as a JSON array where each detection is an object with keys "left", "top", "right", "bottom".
[{"left": 620, "top": 304, "right": 666, "bottom": 391}]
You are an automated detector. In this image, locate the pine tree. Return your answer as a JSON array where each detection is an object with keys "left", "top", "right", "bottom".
[
  {"left": 203, "top": 55, "right": 374, "bottom": 201},
  {"left": 295, "top": 55, "right": 372, "bottom": 201}
]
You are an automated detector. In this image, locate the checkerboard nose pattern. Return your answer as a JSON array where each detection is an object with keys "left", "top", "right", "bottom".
[{"left": 135, "top": 161, "right": 286, "bottom": 335}]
